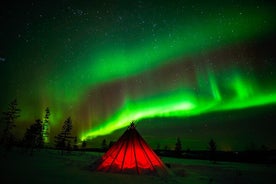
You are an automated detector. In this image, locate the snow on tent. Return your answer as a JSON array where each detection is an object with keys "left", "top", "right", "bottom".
[{"left": 96, "top": 122, "right": 168, "bottom": 175}]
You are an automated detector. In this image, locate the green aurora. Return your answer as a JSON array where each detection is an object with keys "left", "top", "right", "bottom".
[
  {"left": 79, "top": 6, "right": 276, "bottom": 140},
  {"left": 1, "top": 1, "right": 276, "bottom": 150}
]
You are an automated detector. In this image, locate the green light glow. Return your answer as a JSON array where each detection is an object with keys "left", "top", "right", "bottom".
[
  {"left": 2, "top": 2, "right": 276, "bottom": 147},
  {"left": 231, "top": 74, "right": 254, "bottom": 99},
  {"left": 81, "top": 90, "right": 196, "bottom": 140},
  {"left": 81, "top": 81, "right": 276, "bottom": 140},
  {"left": 208, "top": 69, "right": 222, "bottom": 101},
  {"left": 52, "top": 7, "right": 275, "bottom": 103},
  {"left": 77, "top": 7, "right": 276, "bottom": 140}
]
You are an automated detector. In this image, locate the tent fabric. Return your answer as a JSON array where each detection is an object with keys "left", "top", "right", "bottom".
[{"left": 96, "top": 123, "right": 168, "bottom": 175}]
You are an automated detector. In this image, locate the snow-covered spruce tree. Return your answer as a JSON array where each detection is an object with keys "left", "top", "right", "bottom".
[{"left": 42, "top": 107, "right": 50, "bottom": 144}]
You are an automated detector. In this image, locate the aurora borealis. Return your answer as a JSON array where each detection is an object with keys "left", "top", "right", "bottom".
[{"left": 1, "top": 1, "right": 276, "bottom": 150}]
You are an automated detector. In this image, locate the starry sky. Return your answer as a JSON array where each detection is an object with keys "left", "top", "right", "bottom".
[{"left": 1, "top": 0, "right": 276, "bottom": 150}]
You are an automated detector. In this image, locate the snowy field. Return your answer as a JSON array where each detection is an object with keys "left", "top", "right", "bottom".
[{"left": 0, "top": 149, "right": 275, "bottom": 184}]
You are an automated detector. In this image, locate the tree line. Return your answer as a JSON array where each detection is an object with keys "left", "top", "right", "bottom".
[{"left": 0, "top": 99, "right": 78, "bottom": 155}]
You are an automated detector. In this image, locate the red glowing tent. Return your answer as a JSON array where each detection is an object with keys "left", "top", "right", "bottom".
[{"left": 96, "top": 122, "right": 168, "bottom": 175}]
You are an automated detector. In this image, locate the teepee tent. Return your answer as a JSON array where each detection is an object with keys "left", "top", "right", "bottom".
[{"left": 97, "top": 122, "right": 168, "bottom": 175}]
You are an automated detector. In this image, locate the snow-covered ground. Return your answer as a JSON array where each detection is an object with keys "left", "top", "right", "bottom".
[{"left": 0, "top": 149, "right": 275, "bottom": 184}]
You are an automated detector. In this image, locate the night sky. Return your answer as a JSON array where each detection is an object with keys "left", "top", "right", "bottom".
[{"left": 1, "top": 0, "right": 276, "bottom": 151}]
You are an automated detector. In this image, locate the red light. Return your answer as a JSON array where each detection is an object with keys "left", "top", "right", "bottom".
[{"left": 97, "top": 123, "right": 168, "bottom": 175}]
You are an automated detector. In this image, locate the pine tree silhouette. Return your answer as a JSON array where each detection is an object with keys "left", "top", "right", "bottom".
[
  {"left": 81, "top": 140, "right": 87, "bottom": 149},
  {"left": 73, "top": 137, "right": 78, "bottom": 150},
  {"left": 22, "top": 119, "right": 43, "bottom": 155},
  {"left": 175, "top": 137, "right": 182, "bottom": 156},
  {"left": 102, "top": 139, "right": 107, "bottom": 151},
  {"left": 54, "top": 117, "right": 75, "bottom": 155},
  {"left": 0, "top": 99, "right": 20, "bottom": 150},
  {"left": 209, "top": 138, "right": 217, "bottom": 163}
]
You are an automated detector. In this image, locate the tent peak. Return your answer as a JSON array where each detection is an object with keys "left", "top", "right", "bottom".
[{"left": 129, "top": 121, "right": 136, "bottom": 129}]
